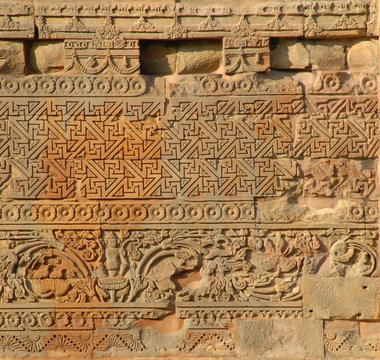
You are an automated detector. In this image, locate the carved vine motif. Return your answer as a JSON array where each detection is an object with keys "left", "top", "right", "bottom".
[
  {"left": 0, "top": 230, "right": 202, "bottom": 304},
  {"left": 0, "top": 230, "right": 105, "bottom": 303},
  {"left": 0, "top": 241, "right": 28, "bottom": 303},
  {"left": 0, "top": 0, "right": 378, "bottom": 358},
  {"left": 4, "top": 228, "right": 375, "bottom": 305},
  {"left": 329, "top": 229, "right": 377, "bottom": 277},
  {"left": 178, "top": 229, "right": 325, "bottom": 302},
  {"left": 24, "top": 230, "right": 104, "bottom": 303},
  {"left": 0, "top": 229, "right": 329, "bottom": 304},
  {"left": 0, "top": 15, "right": 20, "bottom": 31},
  {"left": 96, "top": 230, "right": 201, "bottom": 303}
]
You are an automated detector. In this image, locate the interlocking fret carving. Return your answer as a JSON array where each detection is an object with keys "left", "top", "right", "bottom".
[
  {"left": 293, "top": 114, "right": 380, "bottom": 159},
  {"left": 0, "top": 91, "right": 304, "bottom": 199}
]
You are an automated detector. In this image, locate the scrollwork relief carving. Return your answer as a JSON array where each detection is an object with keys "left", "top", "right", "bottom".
[
  {"left": 179, "top": 229, "right": 325, "bottom": 302},
  {"left": 329, "top": 229, "right": 377, "bottom": 277}
]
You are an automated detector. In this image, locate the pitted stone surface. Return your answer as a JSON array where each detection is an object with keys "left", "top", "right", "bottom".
[{"left": 303, "top": 276, "right": 380, "bottom": 320}]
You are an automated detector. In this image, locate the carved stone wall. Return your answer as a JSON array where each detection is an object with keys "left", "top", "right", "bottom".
[{"left": 0, "top": 0, "right": 378, "bottom": 359}]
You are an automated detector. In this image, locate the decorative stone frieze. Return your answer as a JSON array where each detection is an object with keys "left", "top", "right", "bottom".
[{"left": 0, "top": 0, "right": 378, "bottom": 358}]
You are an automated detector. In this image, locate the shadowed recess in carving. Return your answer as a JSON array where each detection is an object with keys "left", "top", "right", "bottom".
[{"left": 140, "top": 39, "right": 222, "bottom": 75}]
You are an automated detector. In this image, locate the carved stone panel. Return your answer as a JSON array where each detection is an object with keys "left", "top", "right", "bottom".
[
  {"left": 0, "top": 0, "right": 378, "bottom": 359},
  {"left": 223, "top": 36, "right": 270, "bottom": 74}
]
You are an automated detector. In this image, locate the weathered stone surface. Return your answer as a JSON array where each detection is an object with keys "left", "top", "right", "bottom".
[
  {"left": 29, "top": 41, "right": 64, "bottom": 73},
  {"left": 236, "top": 319, "right": 324, "bottom": 358},
  {"left": 140, "top": 40, "right": 221, "bottom": 75},
  {"left": 0, "top": 0, "right": 378, "bottom": 359},
  {"left": 177, "top": 40, "right": 222, "bottom": 74},
  {"left": 303, "top": 276, "right": 380, "bottom": 320},
  {"left": 309, "top": 43, "right": 346, "bottom": 70},
  {"left": 271, "top": 39, "right": 310, "bottom": 69},
  {"left": 140, "top": 41, "right": 177, "bottom": 75},
  {"left": 348, "top": 40, "right": 379, "bottom": 71},
  {"left": 0, "top": 40, "right": 25, "bottom": 74}
]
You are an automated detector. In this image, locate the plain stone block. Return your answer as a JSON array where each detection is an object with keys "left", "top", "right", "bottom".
[
  {"left": 140, "top": 41, "right": 177, "bottom": 75},
  {"left": 177, "top": 40, "right": 221, "bottom": 74},
  {"left": 271, "top": 39, "right": 310, "bottom": 69},
  {"left": 0, "top": 40, "right": 25, "bottom": 74},
  {"left": 140, "top": 40, "right": 222, "bottom": 75},
  {"left": 348, "top": 40, "right": 378, "bottom": 71},
  {"left": 309, "top": 44, "right": 346, "bottom": 70},
  {"left": 236, "top": 318, "right": 324, "bottom": 358},
  {"left": 29, "top": 41, "right": 64, "bottom": 74},
  {"left": 303, "top": 276, "right": 380, "bottom": 320}
]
